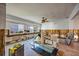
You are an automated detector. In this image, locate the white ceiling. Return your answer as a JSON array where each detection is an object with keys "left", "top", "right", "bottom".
[{"left": 6, "top": 3, "right": 76, "bottom": 23}]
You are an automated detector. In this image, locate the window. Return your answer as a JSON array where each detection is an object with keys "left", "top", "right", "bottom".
[
  {"left": 10, "top": 23, "right": 24, "bottom": 33},
  {"left": 18, "top": 24, "right": 24, "bottom": 32},
  {"left": 10, "top": 23, "right": 18, "bottom": 33},
  {"left": 29, "top": 26, "right": 34, "bottom": 32}
]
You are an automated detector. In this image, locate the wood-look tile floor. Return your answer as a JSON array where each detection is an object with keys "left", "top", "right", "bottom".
[
  {"left": 5, "top": 38, "right": 79, "bottom": 56},
  {"left": 5, "top": 39, "right": 41, "bottom": 56},
  {"left": 23, "top": 39, "right": 41, "bottom": 56},
  {"left": 58, "top": 42, "right": 79, "bottom": 56}
]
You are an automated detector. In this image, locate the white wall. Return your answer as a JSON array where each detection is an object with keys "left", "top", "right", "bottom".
[
  {"left": 0, "top": 4, "right": 6, "bottom": 29},
  {"left": 41, "top": 19, "right": 79, "bottom": 30},
  {"left": 69, "top": 12, "right": 79, "bottom": 29},
  {"left": 71, "top": 20, "right": 79, "bottom": 29},
  {"left": 69, "top": 20, "right": 74, "bottom": 29},
  {"left": 41, "top": 19, "right": 69, "bottom": 30},
  {"left": 6, "top": 17, "right": 41, "bottom": 33}
]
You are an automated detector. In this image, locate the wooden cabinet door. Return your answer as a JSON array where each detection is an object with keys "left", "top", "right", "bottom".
[{"left": 0, "top": 29, "right": 5, "bottom": 56}]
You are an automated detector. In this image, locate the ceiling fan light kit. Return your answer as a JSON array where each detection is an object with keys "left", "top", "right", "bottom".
[{"left": 41, "top": 17, "right": 48, "bottom": 23}]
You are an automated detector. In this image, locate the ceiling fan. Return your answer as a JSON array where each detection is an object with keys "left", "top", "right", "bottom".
[{"left": 41, "top": 17, "right": 48, "bottom": 23}]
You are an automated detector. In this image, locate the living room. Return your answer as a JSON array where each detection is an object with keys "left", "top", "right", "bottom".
[{"left": 0, "top": 3, "right": 79, "bottom": 56}]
